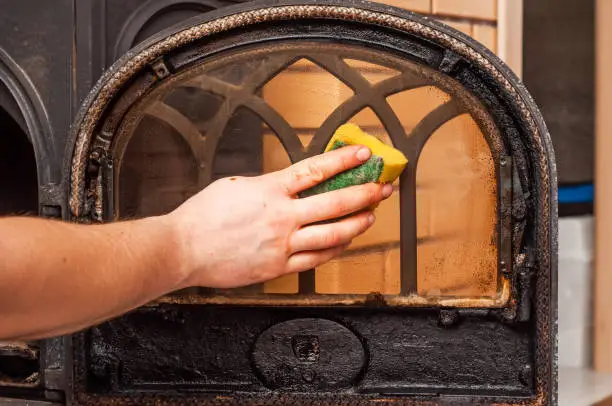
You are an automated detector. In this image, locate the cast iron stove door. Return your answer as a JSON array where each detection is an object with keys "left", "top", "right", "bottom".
[{"left": 55, "top": 0, "right": 557, "bottom": 404}]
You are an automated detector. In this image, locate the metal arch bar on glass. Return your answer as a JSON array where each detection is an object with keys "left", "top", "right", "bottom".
[
  {"left": 152, "top": 53, "right": 467, "bottom": 295},
  {"left": 104, "top": 42, "right": 501, "bottom": 298},
  {"left": 400, "top": 101, "right": 466, "bottom": 293},
  {"left": 180, "top": 54, "right": 303, "bottom": 185},
  {"left": 279, "top": 56, "right": 466, "bottom": 295},
  {"left": 145, "top": 101, "right": 208, "bottom": 188}
]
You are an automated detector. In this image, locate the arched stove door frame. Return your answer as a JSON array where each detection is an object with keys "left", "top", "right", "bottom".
[{"left": 60, "top": 1, "right": 558, "bottom": 405}]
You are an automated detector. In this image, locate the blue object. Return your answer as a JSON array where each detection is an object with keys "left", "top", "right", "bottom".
[{"left": 558, "top": 184, "right": 593, "bottom": 204}]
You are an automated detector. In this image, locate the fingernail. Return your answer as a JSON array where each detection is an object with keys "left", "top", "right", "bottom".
[
  {"left": 382, "top": 184, "right": 393, "bottom": 198},
  {"left": 356, "top": 147, "right": 371, "bottom": 161},
  {"left": 368, "top": 213, "right": 375, "bottom": 224}
]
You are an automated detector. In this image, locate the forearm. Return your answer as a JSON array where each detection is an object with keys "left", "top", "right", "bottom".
[
  {"left": 0, "top": 216, "right": 187, "bottom": 341},
  {"left": 0, "top": 146, "right": 386, "bottom": 341}
]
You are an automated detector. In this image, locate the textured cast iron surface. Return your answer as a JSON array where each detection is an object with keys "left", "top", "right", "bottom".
[
  {"left": 252, "top": 318, "right": 366, "bottom": 390},
  {"left": 58, "top": 0, "right": 558, "bottom": 405},
  {"left": 76, "top": 306, "right": 532, "bottom": 402}
]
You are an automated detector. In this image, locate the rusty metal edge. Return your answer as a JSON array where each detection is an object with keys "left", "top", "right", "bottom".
[{"left": 153, "top": 279, "right": 512, "bottom": 308}]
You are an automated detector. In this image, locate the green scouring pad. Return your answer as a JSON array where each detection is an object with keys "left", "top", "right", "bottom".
[{"left": 299, "top": 124, "right": 408, "bottom": 200}]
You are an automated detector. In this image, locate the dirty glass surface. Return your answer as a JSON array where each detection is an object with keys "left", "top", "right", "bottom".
[{"left": 113, "top": 42, "right": 500, "bottom": 303}]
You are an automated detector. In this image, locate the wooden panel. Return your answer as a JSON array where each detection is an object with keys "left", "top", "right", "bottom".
[
  {"left": 261, "top": 133, "right": 293, "bottom": 173},
  {"left": 439, "top": 19, "right": 473, "bottom": 36},
  {"left": 416, "top": 114, "right": 498, "bottom": 297},
  {"left": 595, "top": 0, "right": 612, "bottom": 373},
  {"left": 498, "top": 0, "right": 523, "bottom": 77},
  {"left": 473, "top": 23, "right": 498, "bottom": 52},
  {"left": 372, "top": 0, "right": 432, "bottom": 13},
  {"left": 263, "top": 59, "right": 353, "bottom": 130},
  {"left": 383, "top": 248, "right": 402, "bottom": 293},
  {"left": 343, "top": 59, "right": 400, "bottom": 85},
  {"left": 314, "top": 246, "right": 401, "bottom": 295},
  {"left": 351, "top": 191, "right": 400, "bottom": 249},
  {"left": 387, "top": 86, "right": 450, "bottom": 131},
  {"left": 374, "top": 0, "right": 431, "bottom": 13},
  {"left": 432, "top": 0, "right": 497, "bottom": 21},
  {"left": 346, "top": 106, "right": 384, "bottom": 130},
  {"left": 264, "top": 273, "right": 298, "bottom": 294},
  {"left": 316, "top": 250, "right": 397, "bottom": 294}
]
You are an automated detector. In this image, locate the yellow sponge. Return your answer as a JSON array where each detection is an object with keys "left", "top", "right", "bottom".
[
  {"left": 300, "top": 124, "right": 408, "bottom": 199},
  {"left": 325, "top": 123, "right": 408, "bottom": 183}
]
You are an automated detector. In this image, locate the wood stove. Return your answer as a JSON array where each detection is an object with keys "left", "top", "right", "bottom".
[{"left": 0, "top": 0, "right": 558, "bottom": 404}]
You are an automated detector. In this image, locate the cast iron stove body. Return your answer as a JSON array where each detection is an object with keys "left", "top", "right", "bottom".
[{"left": 0, "top": 1, "right": 558, "bottom": 405}]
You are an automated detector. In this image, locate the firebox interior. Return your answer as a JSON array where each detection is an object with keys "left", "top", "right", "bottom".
[{"left": 0, "top": 90, "right": 40, "bottom": 393}]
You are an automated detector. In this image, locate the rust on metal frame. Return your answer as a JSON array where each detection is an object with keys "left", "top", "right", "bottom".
[
  {"left": 499, "top": 155, "right": 514, "bottom": 280},
  {"left": 154, "top": 278, "right": 511, "bottom": 308}
]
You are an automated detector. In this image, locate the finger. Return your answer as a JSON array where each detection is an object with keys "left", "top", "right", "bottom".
[
  {"left": 277, "top": 145, "right": 372, "bottom": 195},
  {"left": 286, "top": 243, "right": 350, "bottom": 274},
  {"left": 295, "top": 183, "right": 392, "bottom": 224},
  {"left": 289, "top": 211, "right": 374, "bottom": 253}
]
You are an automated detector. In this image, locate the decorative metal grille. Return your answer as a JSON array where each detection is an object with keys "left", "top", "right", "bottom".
[{"left": 105, "top": 42, "right": 511, "bottom": 306}]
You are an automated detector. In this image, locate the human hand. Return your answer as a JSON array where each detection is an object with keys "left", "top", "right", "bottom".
[{"left": 169, "top": 145, "right": 393, "bottom": 289}]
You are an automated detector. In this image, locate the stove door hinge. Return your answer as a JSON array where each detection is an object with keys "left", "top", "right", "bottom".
[
  {"left": 87, "top": 148, "right": 114, "bottom": 223},
  {"left": 515, "top": 248, "right": 537, "bottom": 322}
]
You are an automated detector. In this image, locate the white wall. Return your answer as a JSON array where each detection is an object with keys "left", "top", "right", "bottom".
[{"left": 558, "top": 215, "right": 594, "bottom": 368}]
